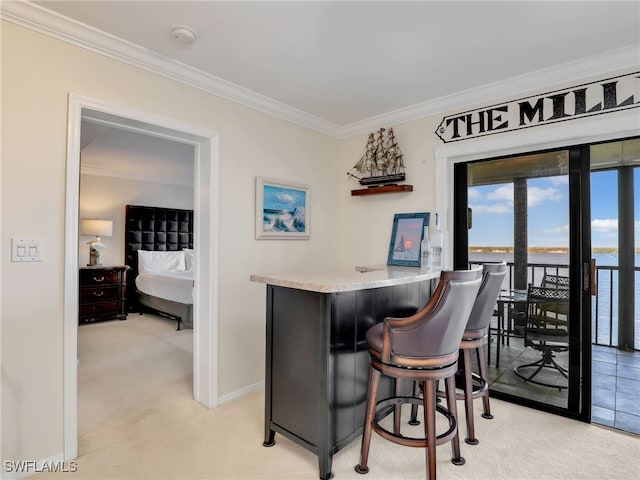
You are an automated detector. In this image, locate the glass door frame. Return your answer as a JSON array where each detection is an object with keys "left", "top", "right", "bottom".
[{"left": 453, "top": 144, "right": 592, "bottom": 422}]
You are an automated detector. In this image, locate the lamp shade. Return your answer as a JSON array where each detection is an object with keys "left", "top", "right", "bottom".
[{"left": 81, "top": 219, "right": 113, "bottom": 237}]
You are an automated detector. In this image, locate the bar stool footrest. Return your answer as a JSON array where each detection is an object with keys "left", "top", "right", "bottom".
[
  {"left": 437, "top": 372, "right": 488, "bottom": 401},
  {"left": 373, "top": 396, "right": 457, "bottom": 448}
]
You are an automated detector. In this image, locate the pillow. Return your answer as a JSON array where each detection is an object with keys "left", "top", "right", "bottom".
[
  {"left": 184, "top": 248, "right": 195, "bottom": 270},
  {"left": 138, "top": 250, "right": 186, "bottom": 273}
]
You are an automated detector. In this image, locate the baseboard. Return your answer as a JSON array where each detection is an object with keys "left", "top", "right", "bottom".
[{"left": 218, "top": 381, "right": 264, "bottom": 405}]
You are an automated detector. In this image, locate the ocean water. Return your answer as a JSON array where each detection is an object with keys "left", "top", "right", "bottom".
[
  {"left": 469, "top": 251, "right": 639, "bottom": 267},
  {"left": 469, "top": 251, "right": 640, "bottom": 349}
]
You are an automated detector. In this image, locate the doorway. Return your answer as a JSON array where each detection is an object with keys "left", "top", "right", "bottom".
[
  {"left": 452, "top": 137, "right": 640, "bottom": 429},
  {"left": 77, "top": 116, "right": 195, "bottom": 452},
  {"left": 64, "top": 94, "right": 220, "bottom": 460},
  {"left": 454, "top": 146, "right": 591, "bottom": 420},
  {"left": 589, "top": 138, "right": 640, "bottom": 433}
]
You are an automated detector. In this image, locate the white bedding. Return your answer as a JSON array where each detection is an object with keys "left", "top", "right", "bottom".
[{"left": 136, "top": 270, "right": 194, "bottom": 305}]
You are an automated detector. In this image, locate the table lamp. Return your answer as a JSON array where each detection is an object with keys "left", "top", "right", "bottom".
[{"left": 81, "top": 219, "right": 113, "bottom": 266}]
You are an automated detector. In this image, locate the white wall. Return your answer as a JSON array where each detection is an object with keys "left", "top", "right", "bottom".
[
  {"left": 1, "top": 21, "right": 339, "bottom": 464},
  {"left": 335, "top": 117, "right": 443, "bottom": 269},
  {"left": 78, "top": 175, "right": 195, "bottom": 267},
  {"left": 335, "top": 73, "right": 640, "bottom": 272}
]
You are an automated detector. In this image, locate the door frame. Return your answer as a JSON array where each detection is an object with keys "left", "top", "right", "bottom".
[
  {"left": 452, "top": 145, "right": 591, "bottom": 418},
  {"left": 64, "top": 94, "right": 220, "bottom": 459},
  {"left": 434, "top": 111, "right": 638, "bottom": 269},
  {"left": 434, "top": 109, "right": 638, "bottom": 422}
]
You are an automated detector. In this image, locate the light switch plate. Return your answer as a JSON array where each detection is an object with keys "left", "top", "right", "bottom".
[{"left": 11, "top": 238, "right": 43, "bottom": 262}]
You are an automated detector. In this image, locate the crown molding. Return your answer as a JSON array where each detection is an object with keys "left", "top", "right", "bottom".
[
  {"left": 339, "top": 44, "right": 640, "bottom": 138},
  {"left": 80, "top": 164, "right": 194, "bottom": 188},
  {"left": 1, "top": 1, "right": 343, "bottom": 137},
  {"left": 3, "top": 1, "right": 639, "bottom": 140}
]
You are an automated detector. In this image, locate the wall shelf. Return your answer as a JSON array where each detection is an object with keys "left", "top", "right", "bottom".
[{"left": 351, "top": 184, "right": 413, "bottom": 196}]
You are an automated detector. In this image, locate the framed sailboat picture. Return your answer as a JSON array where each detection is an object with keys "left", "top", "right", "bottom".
[
  {"left": 256, "top": 177, "right": 310, "bottom": 239},
  {"left": 387, "top": 212, "right": 430, "bottom": 267}
]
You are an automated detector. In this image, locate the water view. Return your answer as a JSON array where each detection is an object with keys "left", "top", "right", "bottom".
[{"left": 470, "top": 251, "right": 640, "bottom": 349}]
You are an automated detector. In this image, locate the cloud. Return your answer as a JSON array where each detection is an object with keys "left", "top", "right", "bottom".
[
  {"left": 546, "top": 176, "right": 569, "bottom": 186},
  {"left": 592, "top": 218, "right": 618, "bottom": 231},
  {"left": 528, "top": 187, "right": 563, "bottom": 206},
  {"left": 470, "top": 183, "right": 563, "bottom": 214},
  {"left": 467, "top": 189, "right": 483, "bottom": 201},
  {"left": 545, "top": 224, "right": 569, "bottom": 234},
  {"left": 275, "top": 193, "right": 296, "bottom": 205},
  {"left": 485, "top": 185, "right": 563, "bottom": 206},
  {"left": 487, "top": 185, "right": 513, "bottom": 202},
  {"left": 470, "top": 202, "right": 513, "bottom": 214}
]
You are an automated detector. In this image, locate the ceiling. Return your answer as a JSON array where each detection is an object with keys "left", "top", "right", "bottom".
[
  {"left": 5, "top": 1, "right": 640, "bottom": 186},
  {"left": 25, "top": 0, "right": 640, "bottom": 130},
  {"left": 80, "top": 117, "right": 195, "bottom": 187}
]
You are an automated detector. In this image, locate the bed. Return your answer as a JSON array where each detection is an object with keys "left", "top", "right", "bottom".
[{"left": 125, "top": 205, "right": 194, "bottom": 330}]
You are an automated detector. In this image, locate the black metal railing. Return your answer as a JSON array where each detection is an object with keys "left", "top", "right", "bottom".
[
  {"left": 591, "top": 265, "right": 640, "bottom": 349},
  {"left": 470, "top": 261, "right": 639, "bottom": 350}
]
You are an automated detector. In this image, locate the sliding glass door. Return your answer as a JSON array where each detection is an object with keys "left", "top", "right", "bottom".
[
  {"left": 454, "top": 146, "right": 591, "bottom": 419},
  {"left": 589, "top": 139, "right": 640, "bottom": 433}
]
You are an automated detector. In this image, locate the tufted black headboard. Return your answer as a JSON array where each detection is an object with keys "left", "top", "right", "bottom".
[{"left": 124, "top": 205, "right": 194, "bottom": 311}]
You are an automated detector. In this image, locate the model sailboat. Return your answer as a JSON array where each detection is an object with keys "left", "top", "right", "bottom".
[
  {"left": 394, "top": 233, "right": 407, "bottom": 252},
  {"left": 348, "top": 127, "right": 407, "bottom": 187}
]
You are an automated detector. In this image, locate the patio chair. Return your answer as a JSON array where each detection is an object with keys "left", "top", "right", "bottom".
[
  {"left": 514, "top": 285, "right": 570, "bottom": 389},
  {"left": 541, "top": 274, "right": 570, "bottom": 289}
]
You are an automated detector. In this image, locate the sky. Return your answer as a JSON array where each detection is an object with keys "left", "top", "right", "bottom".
[
  {"left": 468, "top": 167, "right": 640, "bottom": 250},
  {"left": 263, "top": 184, "right": 307, "bottom": 211}
]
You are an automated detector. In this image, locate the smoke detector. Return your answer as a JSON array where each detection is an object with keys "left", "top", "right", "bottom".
[{"left": 170, "top": 25, "right": 197, "bottom": 45}]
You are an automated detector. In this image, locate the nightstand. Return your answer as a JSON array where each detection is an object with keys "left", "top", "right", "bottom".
[{"left": 79, "top": 265, "right": 130, "bottom": 323}]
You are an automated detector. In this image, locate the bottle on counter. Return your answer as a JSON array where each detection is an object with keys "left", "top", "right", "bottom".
[
  {"left": 429, "top": 213, "right": 443, "bottom": 270},
  {"left": 421, "top": 225, "right": 430, "bottom": 268}
]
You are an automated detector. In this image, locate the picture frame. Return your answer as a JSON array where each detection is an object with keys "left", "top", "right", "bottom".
[
  {"left": 256, "top": 177, "right": 310, "bottom": 239},
  {"left": 387, "top": 212, "right": 431, "bottom": 267}
]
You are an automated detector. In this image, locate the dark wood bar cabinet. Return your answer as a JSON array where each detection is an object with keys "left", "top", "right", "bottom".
[{"left": 255, "top": 269, "right": 438, "bottom": 480}]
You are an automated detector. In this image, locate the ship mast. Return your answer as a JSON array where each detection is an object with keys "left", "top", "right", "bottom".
[
  {"left": 373, "top": 128, "right": 386, "bottom": 177},
  {"left": 348, "top": 132, "right": 375, "bottom": 180},
  {"left": 386, "top": 127, "right": 404, "bottom": 174}
]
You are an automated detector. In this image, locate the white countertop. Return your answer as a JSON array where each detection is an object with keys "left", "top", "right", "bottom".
[{"left": 250, "top": 265, "right": 441, "bottom": 293}]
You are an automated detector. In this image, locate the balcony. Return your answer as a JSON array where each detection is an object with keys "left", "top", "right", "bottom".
[{"left": 470, "top": 260, "right": 640, "bottom": 434}]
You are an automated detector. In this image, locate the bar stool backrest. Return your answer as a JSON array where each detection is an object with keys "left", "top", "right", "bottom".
[
  {"left": 465, "top": 261, "right": 507, "bottom": 332},
  {"left": 384, "top": 268, "right": 483, "bottom": 364}
]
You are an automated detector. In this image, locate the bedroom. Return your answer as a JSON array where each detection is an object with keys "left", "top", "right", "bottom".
[{"left": 78, "top": 116, "right": 197, "bottom": 433}]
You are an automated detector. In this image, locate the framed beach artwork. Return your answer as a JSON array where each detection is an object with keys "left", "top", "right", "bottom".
[
  {"left": 387, "top": 212, "right": 430, "bottom": 267},
  {"left": 256, "top": 177, "right": 310, "bottom": 239}
]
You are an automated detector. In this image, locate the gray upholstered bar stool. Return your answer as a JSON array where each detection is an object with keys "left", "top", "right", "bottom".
[
  {"left": 454, "top": 261, "right": 506, "bottom": 445},
  {"left": 413, "top": 262, "right": 506, "bottom": 443},
  {"left": 355, "top": 268, "right": 482, "bottom": 480}
]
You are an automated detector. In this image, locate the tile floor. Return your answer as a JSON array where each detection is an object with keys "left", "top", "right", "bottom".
[
  {"left": 484, "top": 337, "right": 640, "bottom": 435},
  {"left": 591, "top": 344, "right": 640, "bottom": 434}
]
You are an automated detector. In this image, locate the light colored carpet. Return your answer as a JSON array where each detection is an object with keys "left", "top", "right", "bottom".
[{"left": 37, "top": 314, "right": 639, "bottom": 480}]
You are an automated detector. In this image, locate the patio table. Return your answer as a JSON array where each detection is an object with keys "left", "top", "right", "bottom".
[{"left": 492, "top": 289, "right": 528, "bottom": 368}]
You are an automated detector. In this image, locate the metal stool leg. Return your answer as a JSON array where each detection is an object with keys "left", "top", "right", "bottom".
[{"left": 355, "top": 366, "right": 380, "bottom": 474}]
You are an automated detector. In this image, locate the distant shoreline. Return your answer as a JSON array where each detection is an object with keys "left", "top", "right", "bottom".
[{"left": 469, "top": 247, "right": 639, "bottom": 254}]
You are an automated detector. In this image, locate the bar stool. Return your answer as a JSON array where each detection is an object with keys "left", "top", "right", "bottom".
[
  {"left": 452, "top": 261, "right": 506, "bottom": 445},
  {"left": 412, "top": 262, "right": 507, "bottom": 443},
  {"left": 355, "top": 268, "right": 483, "bottom": 480}
]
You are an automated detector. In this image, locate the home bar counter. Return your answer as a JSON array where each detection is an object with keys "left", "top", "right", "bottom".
[{"left": 251, "top": 266, "right": 441, "bottom": 480}]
